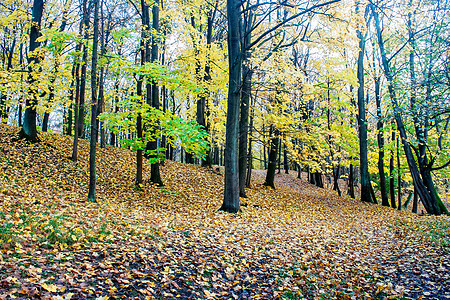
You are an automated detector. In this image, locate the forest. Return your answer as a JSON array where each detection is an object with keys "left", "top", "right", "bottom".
[{"left": 1, "top": 0, "right": 450, "bottom": 298}]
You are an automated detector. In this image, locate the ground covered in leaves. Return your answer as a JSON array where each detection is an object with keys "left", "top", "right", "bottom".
[{"left": 0, "top": 124, "right": 449, "bottom": 300}]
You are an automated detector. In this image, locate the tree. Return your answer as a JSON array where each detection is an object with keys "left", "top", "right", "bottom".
[
  {"left": 87, "top": 0, "right": 101, "bottom": 202},
  {"left": 371, "top": 2, "right": 442, "bottom": 215},
  {"left": 20, "top": 0, "right": 44, "bottom": 142},
  {"left": 221, "top": 0, "right": 341, "bottom": 212},
  {"left": 220, "top": 0, "right": 242, "bottom": 213},
  {"left": 356, "top": 3, "right": 374, "bottom": 203}
]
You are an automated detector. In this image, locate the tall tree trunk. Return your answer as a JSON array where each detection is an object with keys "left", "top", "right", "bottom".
[
  {"left": 263, "top": 123, "right": 267, "bottom": 169},
  {"left": 372, "top": 4, "right": 440, "bottom": 215},
  {"left": 20, "top": 0, "right": 44, "bottom": 142},
  {"left": 220, "top": 0, "right": 241, "bottom": 213},
  {"left": 238, "top": 57, "right": 252, "bottom": 197},
  {"left": 149, "top": 0, "right": 163, "bottom": 186},
  {"left": 356, "top": 5, "right": 373, "bottom": 203},
  {"left": 238, "top": 7, "right": 253, "bottom": 197},
  {"left": 87, "top": 0, "right": 100, "bottom": 202},
  {"left": 136, "top": 2, "right": 147, "bottom": 186},
  {"left": 78, "top": 0, "right": 90, "bottom": 138},
  {"left": 375, "top": 75, "right": 389, "bottom": 206},
  {"left": 245, "top": 96, "right": 254, "bottom": 187},
  {"left": 71, "top": 8, "right": 84, "bottom": 160},
  {"left": 199, "top": 6, "right": 216, "bottom": 168}
]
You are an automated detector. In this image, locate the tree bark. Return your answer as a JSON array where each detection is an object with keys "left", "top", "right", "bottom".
[
  {"left": 87, "top": 0, "right": 100, "bottom": 202},
  {"left": 149, "top": 0, "right": 163, "bottom": 186},
  {"left": 264, "top": 126, "right": 279, "bottom": 189},
  {"left": 356, "top": 5, "right": 373, "bottom": 203},
  {"left": 390, "top": 128, "right": 396, "bottom": 208},
  {"left": 348, "top": 163, "right": 355, "bottom": 198},
  {"left": 333, "top": 164, "right": 341, "bottom": 196},
  {"left": 375, "top": 75, "right": 389, "bottom": 206},
  {"left": 238, "top": 7, "right": 253, "bottom": 197},
  {"left": 78, "top": 0, "right": 90, "bottom": 138},
  {"left": 220, "top": 0, "right": 242, "bottom": 213}
]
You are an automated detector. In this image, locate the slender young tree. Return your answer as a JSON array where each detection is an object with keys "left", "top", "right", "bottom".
[
  {"left": 149, "top": 0, "right": 163, "bottom": 186},
  {"left": 87, "top": 0, "right": 100, "bottom": 202}
]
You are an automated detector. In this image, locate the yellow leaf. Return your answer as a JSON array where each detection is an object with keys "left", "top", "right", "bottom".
[{"left": 41, "top": 283, "right": 57, "bottom": 293}]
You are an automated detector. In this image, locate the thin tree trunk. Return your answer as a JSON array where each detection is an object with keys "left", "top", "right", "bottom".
[
  {"left": 397, "top": 135, "right": 401, "bottom": 210},
  {"left": 77, "top": 0, "right": 90, "bottom": 138},
  {"left": 283, "top": 142, "right": 289, "bottom": 174},
  {"left": 375, "top": 75, "right": 389, "bottom": 206},
  {"left": 87, "top": 0, "right": 100, "bottom": 202},
  {"left": 136, "top": 3, "right": 147, "bottom": 185},
  {"left": 245, "top": 97, "right": 254, "bottom": 187},
  {"left": 356, "top": 4, "right": 372, "bottom": 203},
  {"left": 1, "top": 37, "right": 16, "bottom": 123},
  {"left": 238, "top": 7, "right": 253, "bottom": 197},
  {"left": 149, "top": 0, "right": 163, "bottom": 186},
  {"left": 277, "top": 139, "right": 282, "bottom": 174},
  {"left": 390, "top": 128, "right": 396, "bottom": 208},
  {"left": 110, "top": 80, "right": 120, "bottom": 146}
]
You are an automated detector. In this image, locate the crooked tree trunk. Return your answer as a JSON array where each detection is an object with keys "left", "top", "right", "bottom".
[
  {"left": 220, "top": 0, "right": 241, "bottom": 213},
  {"left": 372, "top": 4, "right": 440, "bottom": 215},
  {"left": 21, "top": 0, "right": 44, "bottom": 142}
]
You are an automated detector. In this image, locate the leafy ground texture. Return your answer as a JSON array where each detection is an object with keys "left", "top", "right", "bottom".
[{"left": 0, "top": 124, "right": 449, "bottom": 300}]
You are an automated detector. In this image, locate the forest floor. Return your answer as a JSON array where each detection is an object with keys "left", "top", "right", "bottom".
[{"left": 0, "top": 124, "right": 449, "bottom": 300}]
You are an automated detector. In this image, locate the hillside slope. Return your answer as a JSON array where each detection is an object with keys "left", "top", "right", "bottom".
[{"left": 0, "top": 124, "right": 449, "bottom": 299}]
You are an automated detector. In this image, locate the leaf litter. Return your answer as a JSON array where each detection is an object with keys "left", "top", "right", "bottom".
[{"left": 0, "top": 124, "right": 449, "bottom": 299}]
